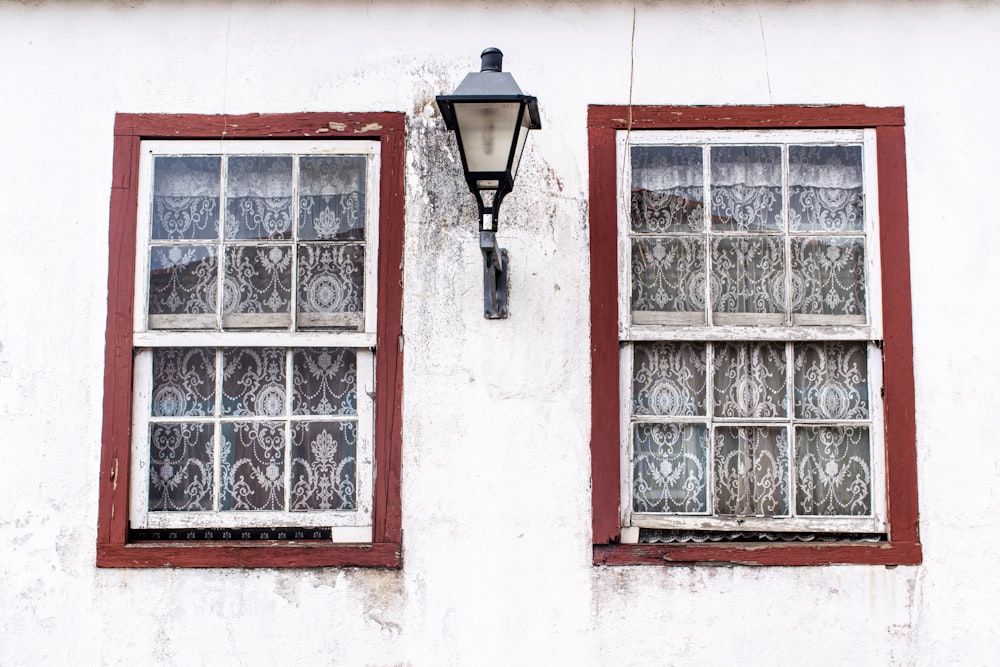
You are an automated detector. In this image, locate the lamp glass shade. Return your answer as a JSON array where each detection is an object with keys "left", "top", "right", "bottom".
[
  {"left": 509, "top": 110, "right": 531, "bottom": 182},
  {"left": 452, "top": 101, "right": 524, "bottom": 177}
]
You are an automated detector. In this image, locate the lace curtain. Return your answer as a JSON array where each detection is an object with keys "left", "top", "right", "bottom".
[
  {"left": 629, "top": 143, "right": 867, "bottom": 323},
  {"left": 631, "top": 341, "right": 872, "bottom": 518},
  {"left": 147, "top": 347, "right": 358, "bottom": 513},
  {"left": 147, "top": 154, "right": 367, "bottom": 330}
]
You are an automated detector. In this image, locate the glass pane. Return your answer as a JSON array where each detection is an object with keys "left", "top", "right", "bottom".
[
  {"left": 220, "top": 421, "right": 285, "bottom": 511},
  {"left": 222, "top": 245, "right": 292, "bottom": 322},
  {"left": 510, "top": 111, "right": 531, "bottom": 181},
  {"left": 795, "top": 426, "right": 871, "bottom": 516},
  {"left": 292, "top": 348, "right": 357, "bottom": 416},
  {"left": 711, "top": 236, "right": 785, "bottom": 317},
  {"left": 451, "top": 102, "right": 522, "bottom": 173},
  {"left": 152, "top": 156, "right": 220, "bottom": 241},
  {"left": 789, "top": 145, "right": 864, "bottom": 232},
  {"left": 298, "top": 156, "right": 366, "bottom": 241},
  {"left": 632, "top": 342, "right": 706, "bottom": 416},
  {"left": 631, "top": 237, "right": 706, "bottom": 315},
  {"left": 713, "top": 342, "right": 787, "bottom": 418},
  {"left": 633, "top": 423, "right": 708, "bottom": 514},
  {"left": 148, "top": 246, "right": 218, "bottom": 323},
  {"left": 714, "top": 426, "right": 789, "bottom": 516},
  {"left": 710, "top": 146, "right": 782, "bottom": 231},
  {"left": 630, "top": 146, "right": 704, "bottom": 233},
  {"left": 148, "top": 422, "right": 214, "bottom": 511},
  {"left": 290, "top": 421, "right": 357, "bottom": 510},
  {"left": 296, "top": 244, "right": 364, "bottom": 328},
  {"left": 151, "top": 348, "right": 216, "bottom": 417},
  {"left": 225, "top": 156, "right": 293, "bottom": 240},
  {"left": 790, "top": 237, "right": 866, "bottom": 318},
  {"left": 794, "top": 342, "right": 869, "bottom": 419},
  {"left": 222, "top": 348, "right": 287, "bottom": 417}
]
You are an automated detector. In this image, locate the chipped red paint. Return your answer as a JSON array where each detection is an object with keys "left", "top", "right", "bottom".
[
  {"left": 97, "top": 113, "right": 405, "bottom": 568},
  {"left": 588, "top": 105, "right": 921, "bottom": 566},
  {"left": 587, "top": 105, "right": 905, "bottom": 130}
]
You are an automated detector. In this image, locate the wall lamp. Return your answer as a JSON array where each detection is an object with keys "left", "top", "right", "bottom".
[{"left": 436, "top": 47, "right": 541, "bottom": 319}]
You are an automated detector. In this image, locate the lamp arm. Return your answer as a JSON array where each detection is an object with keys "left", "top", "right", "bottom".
[
  {"left": 480, "top": 230, "right": 508, "bottom": 319},
  {"left": 475, "top": 184, "right": 511, "bottom": 319}
]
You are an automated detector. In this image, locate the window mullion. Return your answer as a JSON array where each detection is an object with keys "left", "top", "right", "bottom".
[
  {"left": 284, "top": 347, "right": 294, "bottom": 513},
  {"left": 703, "top": 145, "right": 713, "bottom": 327},
  {"left": 213, "top": 348, "right": 223, "bottom": 513},
  {"left": 706, "top": 341, "right": 715, "bottom": 516},
  {"left": 290, "top": 155, "right": 300, "bottom": 332},
  {"left": 786, "top": 340, "right": 796, "bottom": 519},
  {"left": 782, "top": 144, "right": 793, "bottom": 324},
  {"left": 216, "top": 155, "right": 228, "bottom": 332}
]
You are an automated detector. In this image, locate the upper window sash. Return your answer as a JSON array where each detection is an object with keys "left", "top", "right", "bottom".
[
  {"left": 616, "top": 129, "right": 883, "bottom": 342},
  {"left": 132, "top": 139, "right": 382, "bottom": 343}
]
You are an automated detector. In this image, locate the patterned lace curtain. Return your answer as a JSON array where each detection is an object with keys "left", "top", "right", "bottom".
[{"left": 631, "top": 340, "right": 873, "bottom": 519}]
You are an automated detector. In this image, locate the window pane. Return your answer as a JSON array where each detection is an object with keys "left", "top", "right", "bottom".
[
  {"left": 631, "top": 237, "right": 706, "bottom": 318},
  {"left": 148, "top": 422, "right": 215, "bottom": 511},
  {"left": 630, "top": 146, "right": 704, "bottom": 233},
  {"left": 794, "top": 342, "right": 869, "bottom": 419},
  {"left": 632, "top": 342, "right": 706, "bottom": 416},
  {"left": 148, "top": 246, "right": 218, "bottom": 327},
  {"left": 151, "top": 348, "right": 215, "bottom": 417},
  {"left": 790, "top": 237, "right": 866, "bottom": 319},
  {"left": 152, "top": 156, "right": 220, "bottom": 241},
  {"left": 220, "top": 421, "right": 285, "bottom": 511},
  {"left": 711, "top": 236, "right": 785, "bottom": 318},
  {"left": 290, "top": 421, "right": 357, "bottom": 510},
  {"left": 222, "top": 244, "right": 292, "bottom": 327},
  {"left": 713, "top": 342, "right": 787, "bottom": 418},
  {"left": 296, "top": 244, "right": 364, "bottom": 329},
  {"left": 789, "top": 145, "right": 864, "bottom": 232},
  {"left": 225, "top": 156, "right": 293, "bottom": 240},
  {"left": 633, "top": 423, "right": 708, "bottom": 513},
  {"left": 795, "top": 426, "right": 871, "bottom": 516},
  {"left": 714, "top": 426, "right": 789, "bottom": 516},
  {"left": 222, "top": 348, "right": 287, "bottom": 417},
  {"left": 292, "top": 348, "right": 357, "bottom": 416},
  {"left": 710, "top": 146, "right": 782, "bottom": 231},
  {"left": 298, "top": 156, "right": 367, "bottom": 241}
]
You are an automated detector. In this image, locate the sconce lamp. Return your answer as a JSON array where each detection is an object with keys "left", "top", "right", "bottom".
[{"left": 436, "top": 47, "right": 541, "bottom": 319}]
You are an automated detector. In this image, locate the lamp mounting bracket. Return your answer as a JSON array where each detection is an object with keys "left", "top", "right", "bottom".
[{"left": 480, "top": 231, "right": 508, "bottom": 319}]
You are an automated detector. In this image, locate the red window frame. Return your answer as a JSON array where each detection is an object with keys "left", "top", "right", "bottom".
[
  {"left": 589, "top": 105, "right": 921, "bottom": 566},
  {"left": 97, "top": 113, "right": 404, "bottom": 568}
]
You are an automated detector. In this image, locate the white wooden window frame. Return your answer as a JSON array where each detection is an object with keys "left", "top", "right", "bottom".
[
  {"left": 616, "top": 129, "right": 888, "bottom": 538},
  {"left": 128, "top": 139, "right": 380, "bottom": 543}
]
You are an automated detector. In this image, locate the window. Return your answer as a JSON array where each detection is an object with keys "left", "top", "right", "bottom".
[
  {"left": 98, "top": 113, "right": 404, "bottom": 568},
  {"left": 589, "top": 105, "right": 920, "bottom": 566}
]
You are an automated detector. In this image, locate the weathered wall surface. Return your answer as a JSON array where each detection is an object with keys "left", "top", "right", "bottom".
[{"left": 1, "top": 1, "right": 998, "bottom": 664}]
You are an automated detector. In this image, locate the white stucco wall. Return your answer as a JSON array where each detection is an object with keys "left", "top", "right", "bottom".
[{"left": 1, "top": 1, "right": 999, "bottom": 664}]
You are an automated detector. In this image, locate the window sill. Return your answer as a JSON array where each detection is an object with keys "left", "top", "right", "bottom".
[
  {"left": 593, "top": 541, "right": 921, "bottom": 567},
  {"left": 97, "top": 541, "right": 402, "bottom": 569}
]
